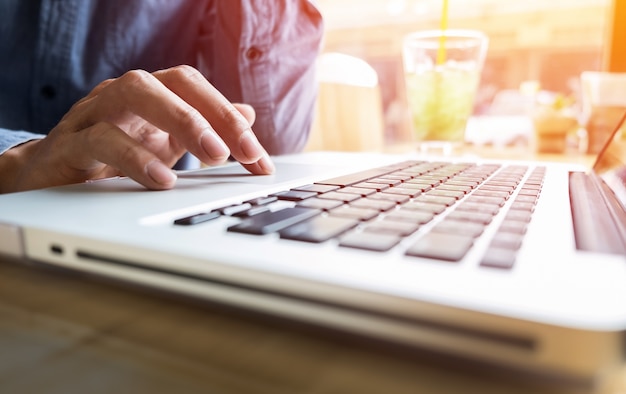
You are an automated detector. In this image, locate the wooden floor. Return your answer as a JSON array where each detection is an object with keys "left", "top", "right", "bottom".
[{"left": 1, "top": 257, "right": 624, "bottom": 394}]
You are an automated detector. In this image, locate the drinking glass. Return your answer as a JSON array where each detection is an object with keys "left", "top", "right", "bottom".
[{"left": 403, "top": 29, "right": 488, "bottom": 154}]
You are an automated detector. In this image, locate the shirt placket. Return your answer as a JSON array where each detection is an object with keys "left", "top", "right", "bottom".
[
  {"left": 31, "top": 0, "right": 82, "bottom": 133},
  {"left": 239, "top": 1, "right": 275, "bottom": 141}
]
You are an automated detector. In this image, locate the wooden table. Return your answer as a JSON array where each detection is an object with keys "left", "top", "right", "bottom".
[{"left": 0, "top": 149, "right": 623, "bottom": 394}]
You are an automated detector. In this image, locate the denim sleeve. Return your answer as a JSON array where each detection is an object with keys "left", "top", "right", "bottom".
[
  {"left": 0, "top": 129, "right": 44, "bottom": 155},
  {"left": 198, "top": 0, "right": 324, "bottom": 155}
]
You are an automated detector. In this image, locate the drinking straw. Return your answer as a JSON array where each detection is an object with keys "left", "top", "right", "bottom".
[{"left": 436, "top": 0, "right": 449, "bottom": 65}]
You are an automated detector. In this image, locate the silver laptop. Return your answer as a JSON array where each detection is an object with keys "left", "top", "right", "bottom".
[{"left": 1, "top": 117, "right": 625, "bottom": 388}]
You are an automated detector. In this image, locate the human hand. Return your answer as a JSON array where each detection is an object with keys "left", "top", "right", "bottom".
[{"left": 1, "top": 65, "right": 275, "bottom": 193}]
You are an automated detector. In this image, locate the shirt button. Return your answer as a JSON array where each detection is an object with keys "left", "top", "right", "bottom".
[
  {"left": 245, "top": 47, "right": 263, "bottom": 61},
  {"left": 40, "top": 85, "right": 57, "bottom": 99}
]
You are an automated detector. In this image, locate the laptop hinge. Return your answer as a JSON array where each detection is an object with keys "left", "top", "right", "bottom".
[{"left": 569, "top": 171, "right": 626, "bottom": 254}]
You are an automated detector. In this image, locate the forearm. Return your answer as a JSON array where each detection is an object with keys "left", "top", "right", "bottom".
[{"left": 0, "top": 130, "right": 45, "bottom": 193}]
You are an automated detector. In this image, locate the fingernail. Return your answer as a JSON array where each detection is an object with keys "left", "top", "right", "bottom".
[
  {"left": 201, "top": 131, "right": 230, "bottom": 161},
  {"left": 146, "top": 161, "right": 177, "bottom": 186},
  {"left": 239, "top": 129, "right": 264, "bottom": 162},
  {"left": 258, "top": 154, "right": 275, "bottom": 174}
]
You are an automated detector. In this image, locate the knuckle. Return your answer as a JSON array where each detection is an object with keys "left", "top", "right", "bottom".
[
  {"left": 94, "top": 77, "right": 115, "bottom": 91},
  {"left": 84, "top": 122, "right": 112, "bottom": 146},
  {"left": 169, "top": 64, "right": 203, "bottom": 81},
  {"left": 117, "top": 69, "right": 152, "bottom": 89},
  {"left": 219, "top": 104, "right": 249, "bottom": 131},
  {"left": 118, "top": 142, "right": 144, "bottom": 165},
  {"left": 173, "top": 104, "right": 205, "bottom": 132}
]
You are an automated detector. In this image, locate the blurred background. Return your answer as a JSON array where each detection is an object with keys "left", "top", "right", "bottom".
[{"left": 312, "top": 0, "right": 623, "bottom": 150}]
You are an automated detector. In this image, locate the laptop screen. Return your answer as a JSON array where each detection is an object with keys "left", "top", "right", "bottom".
[{"left": 593, "top": 111, "right": 626, "bottom": 210}]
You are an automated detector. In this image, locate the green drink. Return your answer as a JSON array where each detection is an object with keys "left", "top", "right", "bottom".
[
  {"left": 403, "top": 30, "right": 488, "bottom": 153},
  {"left": 405, "top": 66, "right": 480, "bottom": 143}
]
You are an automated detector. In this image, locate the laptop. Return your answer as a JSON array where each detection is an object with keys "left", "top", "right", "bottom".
[{"left": 0, "top": 116, "right": 625, "bottom": 388}]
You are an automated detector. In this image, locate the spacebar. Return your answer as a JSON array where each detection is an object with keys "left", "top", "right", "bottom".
[
  {"left": 315, "top": 167, "right": 396, "bottom": 187},
  {"left": 227, "top": 207, "right": 321, "bottom": 235}
]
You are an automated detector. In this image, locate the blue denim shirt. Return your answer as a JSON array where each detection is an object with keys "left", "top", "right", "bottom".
[{"left": 0, "top": 0, "right": 323, "bottom": 160}]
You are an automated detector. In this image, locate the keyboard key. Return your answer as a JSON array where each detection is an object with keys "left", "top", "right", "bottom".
[
  {"left": 424, "top": 189, "right": 465, "bottom": 200},
  {"left": 402, "top": 201, "right": 447, "bottom": 214},
  {"left": 497, "top": 220, "right": 528, "bottom": 234},
  {"left": 514, "top": 195, "right": 538, "bottom": 204},
  {"left": 445, "top": 180, "right": 478, "bottom": 189},
  {"left": 316, "top": 167, "right": 397, "bottom": 187},
  {"left": 414, "top": 176, "right": 444, "bottom": 186},
  {"left": 465, "top": 195, "right": 506, "bottom": 207},
  {"left": 228, "top": 207, "right": 320, "bottom": 235},
  {"left": 369, "top": 193, "right": 410, "bottom": 204},
  {"left": 452, "top": 177, "right": 482, "bottom": 185},
  {"left": 385, "top": 174, "right": 412, "bottom": 181},
  {"left": 273, "top": 190, "right": 318, "bottom": 201},
  {"left": 174, "top": 211, "right": 221, "bottom": 226},
  {"left": 517, "top": 188, "right": 541, "bottom": 197},
  {"left": 297, "top": 198, "right": 344, "bottom": 211},
  {"left": 279, "top": 215, "right": 358, "bottom": 243},
  {"left": 337, "top": 186, "right": 376, "bottom": 197},
  {"left": 363, "top": 219, "right": 420, "bottom": 236},
  {"left": 490, "top": 232, "right": 524, "bottom": 250},
  {"left": 383, "top": 187, "right": 422, "bottom": 198},
  {"left": 505, "top": 210, "right": 533, "bottom": 222},
  {"left": 245, "top": 196, "right": 278, "bottom": 206},
  {"left": 350, "top": 198, "right": 396, "bottom": 212},
  {"left": 521, "top": 183, "right": 542, "bottom": 191},
  {"left": 385, "top": 210, "right": 435, "bottom": 224},
  {"left": 479, "top": 185, "right": 514, "bottom": 194},
  {"left": 232, "top": 205, "right": 270, "bottom": 218},
  {"left": 488, "top": 181, "right": 521, "bottom": 189},
  {"left": 329, "top": 206, "right": 380, "bottom": 221},
  {"left": 472, "top": 190, "right": 511, "bottom": 200},
  {"left": 445, "top": 210, "right": 493, "bottom": 225},
  {"left": 412, "top": 195, "right": 456, "bottom": 206},
  {"left": 524, "top": 179, "right": 544, "bottom": 187},
  {"left": 480, "top": 247, "right": 517, "bottom": 269},
  {"left": 291, "top": 184, "right": 340, "bottom": 194},
  {"left": 454, "top": 202, "right": 500, "bottom": 215},
  {"left": 431, "top": 220, "right": 484, "bottom": 238},
  {"left": 393, "top": 171, "right": 417, "bottom": 180},
  {"left": 406, "top": 233, "right": 474, "bottom": 262},
  {"left": 318, "top": 191, "right": 361, "bottom": 203},
  {"left": 219, "top": 203, "right": 253, "bottom": 216},
  {"left": 369, "top": 177, "right": 402, "bottom": 187},
  {"left": 437, "top": 184, "right": 472, "bottom": 194},
  {"left": 509, "top": 201, "right": 535, "bottom": 212},
  {"left": 396, "top": 182, "right": 432, "bottom": 192},
  {"left": 351, "top": 182, "right": 390, "bottom": 191},
  {"left": 339, "top": 231, "right": 401, "bottom": 252}
]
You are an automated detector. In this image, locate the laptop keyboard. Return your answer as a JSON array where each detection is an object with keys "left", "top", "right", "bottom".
[{"left": 174, "top": 161, "right": 546, "bottom": 269}]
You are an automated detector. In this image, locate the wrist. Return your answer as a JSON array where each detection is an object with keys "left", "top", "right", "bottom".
[{"left": 0, "top": 140, "right": 40, "bottom": 193}]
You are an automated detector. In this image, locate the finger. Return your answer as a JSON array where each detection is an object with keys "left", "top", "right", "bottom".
[
  {"left": 231, "top": 103, "right": 274, "bottom": 174},
  {"left": 152, "top": 66, "right": 271, "bottom": 168},
  {"left": 89, "top": 69, "right": 231, "bottom": 167},
  {"left": 77, "top": 122, "right": 177, "bottom": 190},
  {"left": 240, "top": 155, "right": 275, "bottom": 175},
  {"left": 71, "top": 79, "right": 115, "bottom": 110},
  {"left": 233, "top": 103, "right": 256, "bottom": 126}
]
